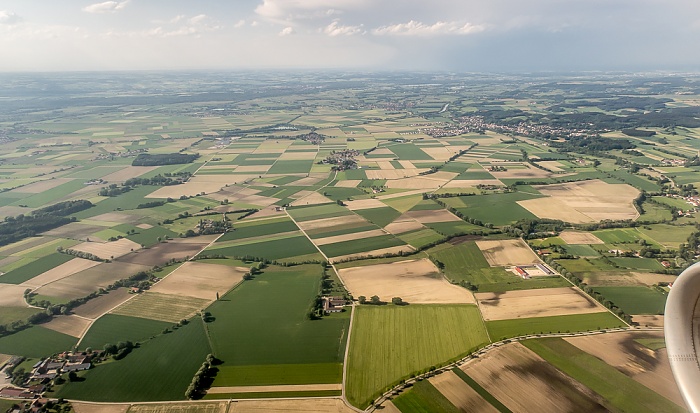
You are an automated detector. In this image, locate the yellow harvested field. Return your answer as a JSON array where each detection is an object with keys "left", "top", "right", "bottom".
[
  {"left": 73, "top": 402, "right": 129, "bottom": 413},
  {"left": 101, "top": 166, "right": 158, "bottom": 182},
  {"left": 429, "top": 371, "right": 499, "bottom": 413},
  {"left": 329, "top": 245, "right": 415, "bottom": 264},
  {"left": 565, "top": 331, "right": 684, "bottom": 407},
  {"left": 519, "top": 180, "right": 640, "bottom": 223},
  {"left": 632, "top": 314, "right": 664, "bottom": 327},
  {"left": 334, "top": 180, "right": 361, "bottom": 188},
  {"left": 297, "top": 215, "right": 368, "bottom": 231},
  {"left": 234, "top": 165, "right": 271, "bottom": 173},
  {"left": 344, "top": 199, "right": 387, "bottom": 210},
  {"left": 365, "top": 169, "right": 421, "bottom": 180},
  {"left": 376, "top": 161, "right": 395, "bottom": 170},
  {"left": 398, "top": 160, "right": 415, "bottom": 169},
  {"left": 490, "top": 164, "right": 554, "bottom": 179},
  {"left": 559, "top": 231, "right": 604, "bottom": 244},
  {"left": 476, "top": 239, "right": 541, "bottom": 267},
  {"left": 420, "top": 147, "right": 451, "bottom": 161},
  {"left": 376, "top": 189, "right": 427, "bottom": 200},
  {"left": 631, "top": 272, "right": 679, "bottom": 286},
  {"left": 208, "top": 384, "right": 342, "bottom": 394},
  {"left": 475, "top": 287, "right": 606, "bottom": 321},
  {"left": 384, "top": 176, "right": 447, "bottom": 189},
  {"left": 462, "top": 342, "right": 607, "bottom": 413},
  {"left": 0, "top": 284, "right": 33, "bottom": 307},
  {"left": 111, "top": 292, "right": 209, "bottom": 323},
  {"left": 385, "top": 219, "right": 424, "bottom": 235},
  {"left": 13, "top": 178, "right": 73, "bottom": 193},
  {"left": 41, "top": 315, "right": 91, "bottom": 338},
  {"left": 536, "top": 160, "right": 566, "bottom": 172},
  {"left": 71, "top": 238, "right": 142, "bottom": 260},
  {"left": 405, "top": 209, "right": 462, "bottom": 224},
  {"left": 379, "top": 402, "right": 402, "bottom": 413},
  {"left": 20, "top": 258, "right": 101, "bottom": 288},
  {"left": 278, "top": 151, "right": 317, "bottom": 160},
  {"left": 233, "top": 398, "right": 354, "bottom": 413},
  {"left": 149, "top": 261, "right": 246, "bottom": 300},
  {"left": 290, "top": 192, "right": 334, "bottom": 206},
  {"left": 313, "top": 229, "right": 387, "bottom": 246},
  {"left": 90, "top": 212, "right": 139, "bottom": 224},
  {"left": 292, "top": 176, "right": 324, "bottom": 186},
  {"left": 127, "top": 403, "right": 225, "bottom": 413},
  {"left": 237, "top": 194, "right": 279, "bottom": 207},
  {"left": 338, "top": 259, "right": 475, "bottom": 304}
]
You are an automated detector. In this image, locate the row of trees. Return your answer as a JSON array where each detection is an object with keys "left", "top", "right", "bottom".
[{"left": 185, "top": 354, "right": 217, "bottom": 399}]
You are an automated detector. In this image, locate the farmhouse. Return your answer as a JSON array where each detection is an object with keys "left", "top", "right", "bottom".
[{"left": 323, "top": 296, "right": 346, "bottom": 313}]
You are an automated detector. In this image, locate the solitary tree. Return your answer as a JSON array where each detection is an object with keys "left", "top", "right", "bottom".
[
  {"left": 391, "top": 297, "right": 403, "bottom": 305},
  {"left": 370, "top": 295, "right": 381, "bottom": 305},
  {"left": 358, "top": 295, "right": 366, "bottom": 304}
]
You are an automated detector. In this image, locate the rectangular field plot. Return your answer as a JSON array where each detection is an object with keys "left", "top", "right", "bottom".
[
  {"left": 79, "top": 314, "right": 172, "bottom": 350},
  {"left": 476, "top": 287, "right": 606, "bottom": 321},
  {"left": 148, "top": 261, "right": 246, "bottom": 300},
  {"left": 392, "top": 380, "right": 464, "bottom": 413},
  {"left": 205, "top": 235, "right": 320, "bottom": 261},
  {"left": 346, "top": 304, "right": 489, "bottom": 408},
  {"left": 0, "top": 253, "right": 73, "bottom": 284},
  {"left": 475, "top": 239, "right": 541, "bottom": 267},
  {"left": 111, "top": 292, "right": 209, "bottom": 323},
  {"left": 486, "top": 312, "right": 626, "bottom": 341},
  {"left": 217, "top": 218, "right": 299, "bottom": 241},
  {"left": 56, "top": 318, "right": 211, "bottom": 402},
  {"left": 319, "top": 234, "right": 406, "bottom": 258},
  {"left": 0, "top": 326, "right": 78, "bottom": 358},
  {"left": 206, "top": 265, "right": 350, "bottom": 386},
  {"left": 127, "top": 403, "right": 226, "bottom": 413},
  {"left": 593, "top": 286, "right": 667, "bottom": 315}
]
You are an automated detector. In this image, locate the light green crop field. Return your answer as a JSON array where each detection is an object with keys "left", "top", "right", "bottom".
[
  {"left": 346, "top": 304, "right": 489, "bottom": 408},
  {"left": 523, "top": 338, "right": 685, "bottom": 413},
  {"left": 206, "top": 234, "right": 320, "bottom": 260},
  {"left": 0, "top": 326, "right": 78, "bottom": 358},
  {"left": 486, "top": 312, "right": 626, "bottom": 341},
  {"left": 79, "top": 314, "right": 172, "bottom": 350},
  {"left": 319, "top": 234, "right": 406, "bottom": 257},
  {"left": 593, "top": 286, "right": 667, "bottom": 315},
  {"left": 392, "top": 380, "right": 460, "bottom": 413},
  {"left": 0, "top": 253, "right": 73, "bottom": 284}
]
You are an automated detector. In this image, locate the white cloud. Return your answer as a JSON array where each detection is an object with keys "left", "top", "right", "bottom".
[
  {"left": 0, "top": 10, "right": 21, "bottom": 25},
  {"left": 279, "top": 26, "right": 294, "bottom": 36},
  {"left": 234, "top": 19, "right": 246, "bottom": 28},
  {"left": 322, "top": 21, "right": 363, "bottom": 37},
  {"left": 373, "top": 20, "right": 485, "bottom": 36},
  {"left": 83, "top": 0, "right": 130, "bottom": 14},
  {"left": 250, "top": 20, "right": 259, "bottom": 27},
  {"left": 255, "top": 0, "right": 364, "bottom": 24}
]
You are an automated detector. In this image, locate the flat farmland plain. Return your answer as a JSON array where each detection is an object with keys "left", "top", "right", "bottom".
[{"left": 476, "top": 287, "right": 606, "bottom": 321}]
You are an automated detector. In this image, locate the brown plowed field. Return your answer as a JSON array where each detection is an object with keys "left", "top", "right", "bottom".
[
  {"left": 476, "top": 239, "right": 541, "bottom": 267},
  {"left": 149, "top": 261, "right": 246, "bottom": 300},
  {"left": 72, "top": 289, "right": 131, "bottom": 319},
  {"left": 20, "top": 258, "right": 101, "bottom": 288},
  {"left": 429, "top": 370, "right": 499, "bottom": 412},
  {"left": 41, "top": 315, "right": 91, "bottom": 338},
  {"left": 475, "top": 287, "right": 605, "bottom": 321}
]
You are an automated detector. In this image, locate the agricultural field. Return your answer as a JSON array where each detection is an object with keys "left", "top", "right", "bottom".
[
  {"left": 476, "top": 287, "right": 606, "bottom": 321},
  {"left": 346, "top": 304, "right": 489, "bottom": 408},
  {"left": 486, "top": 312, "right": 626, "bottom": 341}
]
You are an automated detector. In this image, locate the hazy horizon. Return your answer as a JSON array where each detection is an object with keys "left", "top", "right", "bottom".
[{"left": 1, "top": 0, "right": 699, "bottom": 73}]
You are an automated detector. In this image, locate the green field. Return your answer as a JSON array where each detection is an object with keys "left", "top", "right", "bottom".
[
  {"left": 319, "top": 234, "right": 405, "bottom": 257},
  {"left": 346, "top": 304, "right": 489, "bottom": 408},
  {"left": 79, "top": 314, "right": 172, "bottom": 350},
  {"left": 206, "top": 264, "right": 349, "bottom": 386},
  {"left": 354, "top": 207, "right": 402, "bottom": 227},
  {"left": 73, "top": 186, "right": 165, "bottom": 219},
  {"left": 211, "top": 363, "right": 341, "bottom": 386},
  {"left": 425, "top": 221, "right": 486, "bottom": 236},
  {"left": 486, "top": 312, "right": 626, "bottom": 341},
  {"left": 267, "top": 160, "right": 314, "bottom": 174},
  {"left": 287, "top": 203, "right": 353, "bottom": 221},
  {"left": 594, "top": 286, "right": 667, "bottom": 315},
  {"left": 0, "top": 326, "right": 78, "bottom": 358},
  {"left": 0, "top": 253, "right": 73, "bottom": 284},
  {"left": 218, "top": 218, "right": 299, "bottom": 241},
  {"left": 388, "top": 144, "right": 433, "bottom": 160},
  {"left": 56, "top": 318, "right": 211, "bottom": 402},
  {"left": 609, "top": 257, "right": 664, "bottom": 271},
  {"left": 523, "top": 338, "right": 685, "bottom": 413},
  {"left": 0, "top": 307, "right": 42, "bottom": 325},
  {"left": 445, "top": 192, "right": 543, "bottom": 226},
  {"left": 398, "top": 228, "right": 446, "bottom": 249},
  {"left": 206, "top": 235, "right": 319, "bottom": 260},
  {"left": 392, "top": 380, "right": 460, "bottom": 413}
]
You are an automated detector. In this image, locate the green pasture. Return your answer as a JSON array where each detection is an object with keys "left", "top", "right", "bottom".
[
  {"left": 56, "top": 318, "right": 211, "bottom": 402},
  {"left": 211, "top": 363, "right": 341, "bottom": 386},
  {"left": 12, "top": 179, "right": 87, "bottom": 208},
  {"left": 392, "top": 380, "right": 460, "bottom": 413},
  {"left": 0, "top": 307, "right": 43, "bottom": 326},
  {"left": 346, "top": 304, "right": 489, "bottom": 408},
  {"left": 206, "top": 235, "right": 319, "bottom": 260},
  {"left": 609, "top": 257, "right": 664, "bottom": 271},
  {"left": 398, "top": 228, "right": 445, "bottom": 249},
  {"left": 388, "top": 144, "right": 433, "bottom": 160},
  {"left": 354, "top": 207, "right": 402, "bottom": 227},
  {"left": 445, "top": 192, "right": 542, "bottom": 226},
  {"left": 425, "top": 221, "right": 486, "bottom": 236},
  {"left": 79, "top": 314, "right": 172, "bottom": 350},
  {"left": 594, "top": 286, "right": 667, "bottom": 315},
  {"left": 0, "top": 326, "right": 78, "bottom": 358},
  {"left": 219, "top": 218, "right": 299, "bottom": 241},
  {"left": 486, "top": 312, "right": 625, "bottom": 341},
  {"left": 523, "top": 338, "right": 684, "bottom": 413},
  {"left": 287, "top": 203, "right": 353, "bottom": 221}
]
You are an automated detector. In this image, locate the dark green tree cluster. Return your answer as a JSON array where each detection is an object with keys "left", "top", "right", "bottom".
[
  {"left": 132, "top": 153, "right": 199, "bottom": 166},
  {"left": 0, "top": 200, "right": 92, "bottom": 247},
  {"left": 185, "top": 354, "right": 217, "bottom": 399}
]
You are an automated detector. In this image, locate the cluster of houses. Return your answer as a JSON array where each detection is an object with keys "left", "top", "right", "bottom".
[
  {"left": 322, "top": 296, "right": 347, "bottom": 313},
  {"left": 0, "top": 352, "right": 93, "bottom": 401}
]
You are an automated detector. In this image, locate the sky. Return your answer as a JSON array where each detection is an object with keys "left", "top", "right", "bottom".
[{"left": 0, "top": 0, "right": 699, "bottom": 72}]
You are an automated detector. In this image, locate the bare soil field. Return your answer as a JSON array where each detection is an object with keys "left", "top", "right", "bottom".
[
  {"left": 232, "top": 399, "right": 354, "bottom": 413},
  {"left": 297, "top": 215, "right": 368, "bottom": 231},
  {"left": 404, "top": 209, "right": 462, "bottom": 224},
  {"left": 582, "top": 271, "right": 678, "bottom": 287},
  {"left": 111, "top": 292, "right": 209, "bottom": 323},
  {"left": 565, "top": 331, "right": 684, "bottom": 407},
  {"left": 632, "top": 315, "right": 664, "bottom": 327},
  {"left": 289, "top": 191, "right": 333, "bottom": 207},
  {"left": 334, "top": 180, "right": 361, "bottom": 188},
  {"left": 338, "top": 258, "right": 475, "bottom": 304},
  {"left": 72, "top": 288, "right": 132, "bottom": 319},
  {"left": 236, "top": 194, "right": 279, "bottom": 208},
  {"left": 490, "top": 164, "right": 554, "bottom": 179},
  {"left": 149, "top": 261, "right": 246, "bottom": 300},
  {"left": 72, "top": 238, "right": 142, "bottom": 260},
  {"left": 36, "top": 262, "right": 151, "bottom": 299},
  {"left": 42, "top": 223, "right": 109, "bottom": 241},
  {"left": 73, "top": 402, "right": 129, "bottom": 413},
  {"left": 476, "top": 287, "right": 605, "bottom": 321},
  {"left": 0, "top": 284, "right": 31, "bottom": 307},
  {"left": 293, "top": 176, "right": 325, "bottom": 186},
  {"left": 519, "top": 180, "right": 640, "bottom": 223},
  {"left": 559, "top": 231, "right": 605, "bottom": 245},
  {"left": 208, "top": 384, "right": 342, "bottom": 394},
  {"left": 631, "top": 272, "right": 678, "bottom": 286},
  {"left": 116, "top": 240, "right": 207, "bottom": 266},
  {"left": 41, "top": 315, "right": 91, "bottom": 338},
  {"left": 21, "top": 258, "right": 101, "bottom": 288},
  {"left": 329, "top": 245, "right": 415, "bottom": 264},
  {"left": 146, "top": 181, "right": 228, "bottom": 198},
  {"left": 313, "top": 229, "right": 387, "bottom": 246},
  {"left": 240, "top": 207, "right": 286, "bottom": 220},
  {"left": 101, "top": 166, "right": 158, "bottom": 182},
  {"left": 344, "top": 199, "right": 387, "bottom": 211},
  {"left": 476, "top": 239, "right": 541, "bottom": 267},
  {"left": 127, "top": 403, "right": 225, "bottom": 413},
  {"left": 385, "top": 219, "right": 424, "bottom": 235},
  {"left": 90, "top": 212, "right": 141, "bottom": 224},
  {"left": 462, "top": 342, "right": 609, "bottom": 413},
  {"left": 429, "top": 370, "right": 499, "bottom": 413},
  {"left": 535, "top": 161, "right": 566, "bottom": 172}
]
